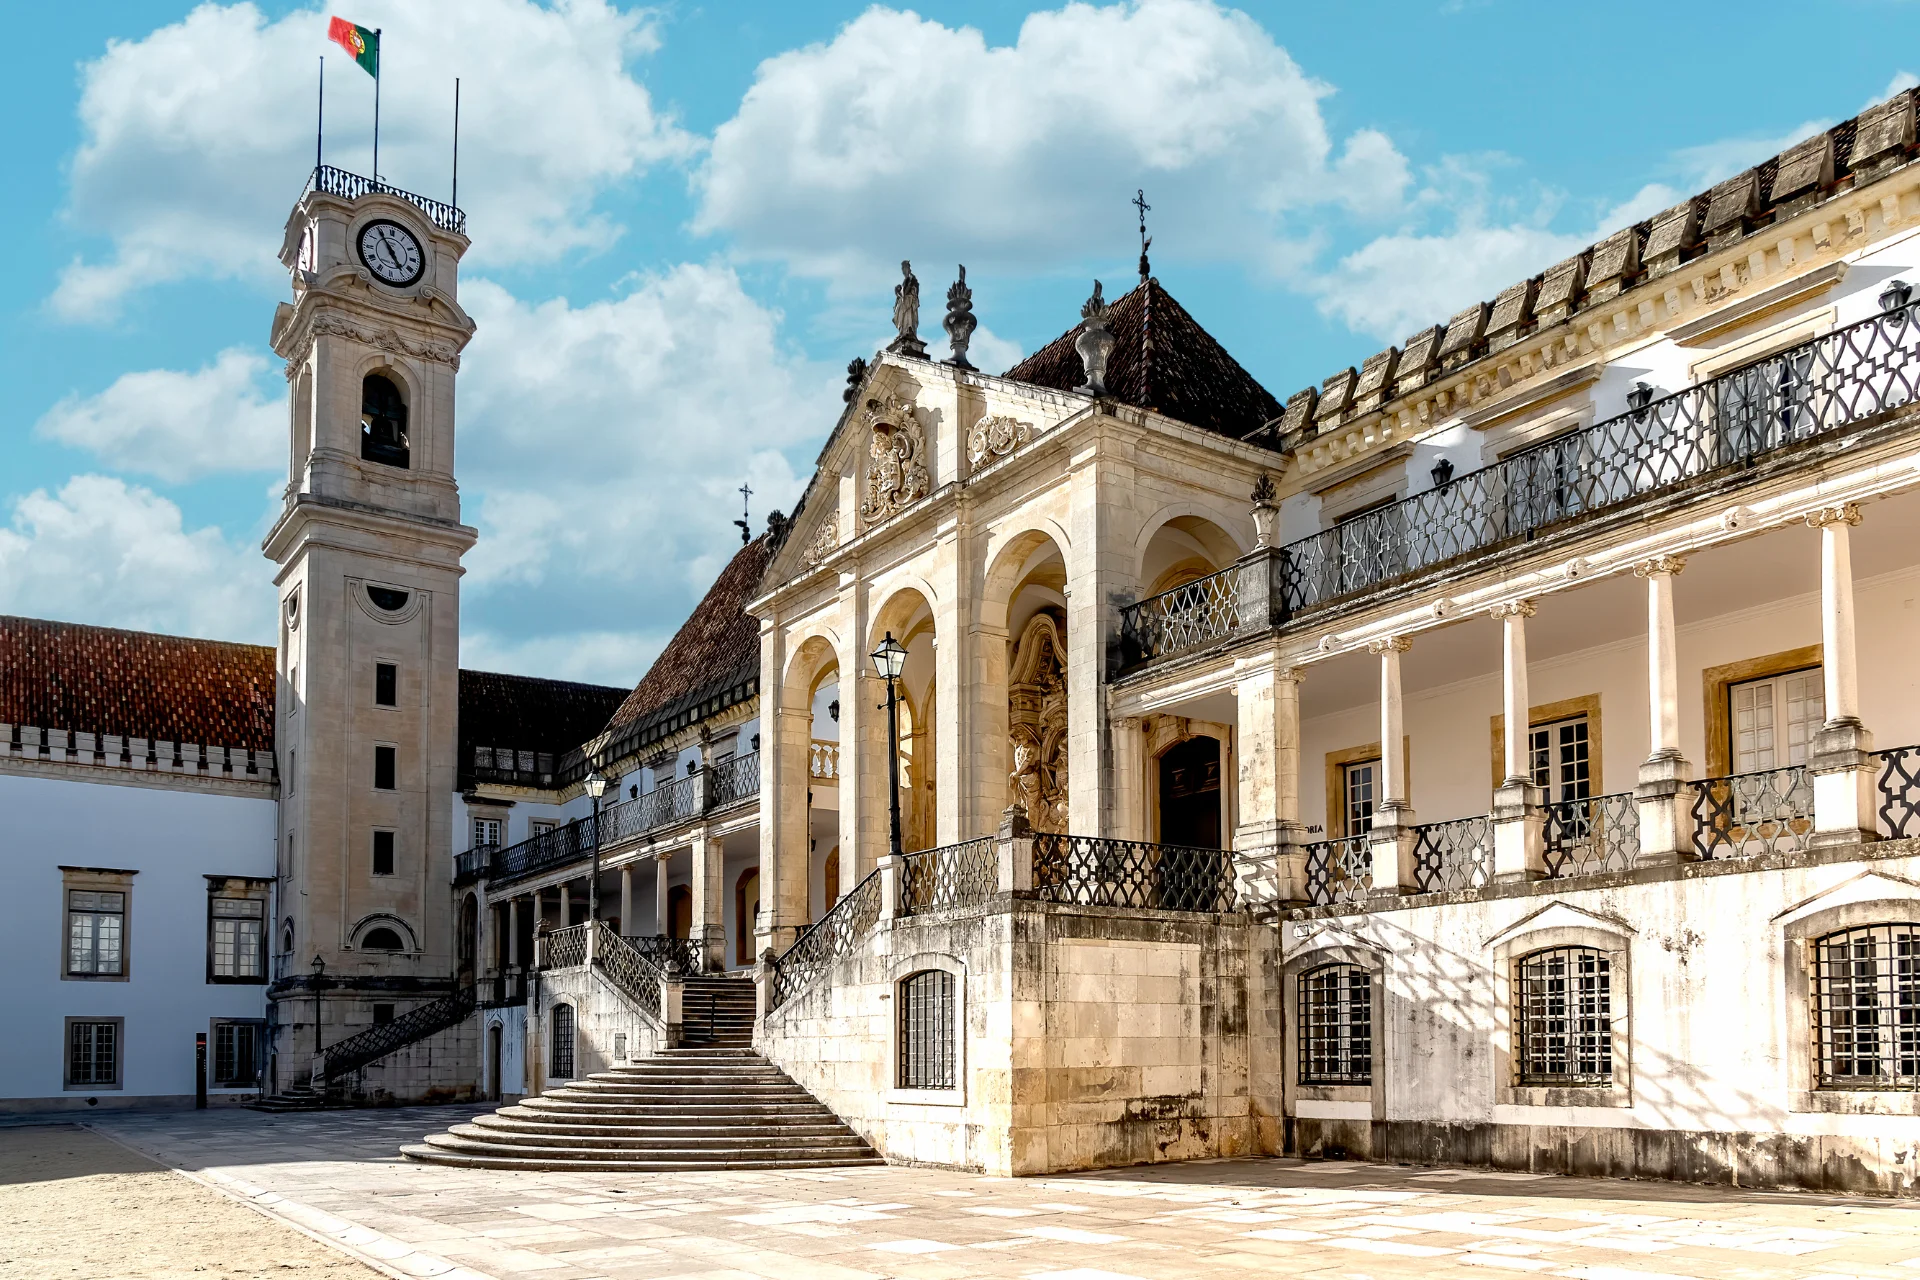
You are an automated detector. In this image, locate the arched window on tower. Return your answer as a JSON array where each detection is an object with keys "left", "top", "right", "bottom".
[{"left": 360, "top": 374, "right": 410, "bottom": 469}]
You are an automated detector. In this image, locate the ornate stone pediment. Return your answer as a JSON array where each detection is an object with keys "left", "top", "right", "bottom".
[
  {"left": 803, "top": 511, "right": 840, "bottom": 567},
  {"left": 858, "top": 393, "right": 930, "bottom": 527},
  {"left": 966, "top": 414, "right": 1033, "bottom": 468},
  {"left": 1009, "top": 610, "right": 1068, "bottom": 834}
]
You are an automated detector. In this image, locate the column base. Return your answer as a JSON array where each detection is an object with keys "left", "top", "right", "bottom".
[
  {"left": 1636, "top": 754, "right": 1696, "bottom": 864},
  {"left": 1492, "top": 779, "right": 1545, "bottom": 883}
]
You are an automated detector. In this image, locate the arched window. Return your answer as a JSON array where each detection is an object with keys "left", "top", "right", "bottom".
[
  {"left": 1298, "top": 964, "right": 1372, "bottom": 1085},
  {"left": 281, "top": 919, "right": 295, "bottom": 956},
  {"left": 550, "top": 1003, "right": 575, "bottom": 1078},
  {"left": 361, "top": 926, "right": 405, "bottom": 951},
  {"left": 897, "top": 969, "right": 956, "bottom": 1090},
  {"left": 1813, "top": 923, "right": 1920, "bottom": 1088},
  {"left": 1514, "top": 946, "right": 1612, "bottom": 1086},
  {"left": 360, "top": 374, "right": 410, "bottom": 469}
]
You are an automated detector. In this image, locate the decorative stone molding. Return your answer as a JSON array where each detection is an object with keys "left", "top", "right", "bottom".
[
  {"left": 858, "top": 393, "right": 931, "bottom": 526},
  {"left": 1488, "top": 599, "right": 1538, "bottom": 621},
  {"left": 1804, "top": 503, "right": 1863, "bottom": 529},
  {"left": 802, "top": 512, "right": 840, "bottom": 567},
  {"left": 283, "top": 312, "right": 462, "bottom": 378},
  {"left": 1634, "top": 554, "right": 1689, "bottom": 578},
  {"left": 966, "top": 414, "right": 1033, "bottom": 468},
  {"left": 1008, "top": 611, "right": 1068, "bottom": 834},
  {"left": 1366, "top": 636, "right": 1412, "bottom": 655}
]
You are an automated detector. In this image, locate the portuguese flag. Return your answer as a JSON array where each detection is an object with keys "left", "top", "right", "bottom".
[{"left": 327, "top": 16, "right": 378, "bottom": 77}]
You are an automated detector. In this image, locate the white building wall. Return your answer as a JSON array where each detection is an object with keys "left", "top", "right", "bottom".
[{"left": 0, "top": 771, "right": 276, "bottom": 1109}]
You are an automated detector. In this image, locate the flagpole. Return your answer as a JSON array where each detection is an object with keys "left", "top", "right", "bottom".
[
  {"left": 372, "top": 28, "right": 382, "bottom": 182},
  {"left": 452, "top": 78, "right": 460, "bottom": 209},
  {"left": 316, "top": 57, "right": 324, "bottom": 175}
]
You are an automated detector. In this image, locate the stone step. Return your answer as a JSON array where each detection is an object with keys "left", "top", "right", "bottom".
[
  {"left": 452, "top": 1123, "right": 861, "bottom": 1150},
  {"left": 398, "top": 1144, "right": 884, "bottom": 1173},
  {"left": 416, "top": 1132, "right": 879, "bottom": 1163},
  {"left": 515, "top": 1102, "right": 834, "bottom": 1121},
  {"left": 472, "top": 1116, "right": 851, "bottom": 1139}
]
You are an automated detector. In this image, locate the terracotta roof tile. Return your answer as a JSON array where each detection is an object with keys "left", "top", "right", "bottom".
[
  {"left": 457, "top": 670, "right": 628, "bottom": 765},
  {"left": 0, "top": 616, "right": 277, "bottom": 750},
  {"left": 1001, "top": 278, "right": 1283, "bottom": 439}
]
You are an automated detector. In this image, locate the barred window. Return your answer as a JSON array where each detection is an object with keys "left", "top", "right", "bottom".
[
  {"left": 67, "top": 1020, "right": 120, "bottom": 1087},
  {"left": 550, "top": 1003, "right": 575, "bottom": 1079},
  {"left": 1814, "top": 924, "right": 1920, "bottom": 1089},
  {"left": 213, "top": 1021, "right": 263, "bottom": 1087},
  {"left": 209, "top": 897, "right": 265, "bottom": 980},
  {"left": 1298, "top": 964, "right": 1372, "bottom": 1085},
  {"left": 1515, "top": 946, "right": 1613, "bottom": 1086},
  {"left": 897, "top": 969, "right": 956, "bottom": 1090},
  {"left": 68, "top": 890, "right": 125, "bottom": 976}
]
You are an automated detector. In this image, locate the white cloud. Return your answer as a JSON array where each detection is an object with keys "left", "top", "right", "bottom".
[
  {"left": 55, "top": 0, "right": 693, "bottom": 321},
  {"left": 450, "top": 264, "right": 836, "bottom": 679},
  {"left": 1668, "top": 118, "right": 1830, "bottom": 193},
  {"left": 0, "top": 475, "right": 271, "bottom": 641},
  {"left": 1877, "top": 71, "right": 1917, "bottom": 108},
  {"left": 36, "top": 348, "right": 283, "bottom": 482},
  {"left": 693, "top": 0, "right": 1409, "bottom": 285},
  {"left": 460, "top": 628, "right": 663, "bottom": 689}
]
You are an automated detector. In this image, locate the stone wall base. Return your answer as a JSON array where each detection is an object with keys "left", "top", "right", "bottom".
[
  {"left": 1292, "top": 1117, "right": 1920, "bottom": 1198},
  {"left": 0, "top": 1092, "right": 262, "bottom": 1115},
  {"left": 335, "top": 1019, "right": 482, "bottom": 1106}
]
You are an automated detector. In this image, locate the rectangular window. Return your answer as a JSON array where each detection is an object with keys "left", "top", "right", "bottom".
[
  {"left": 212, "top": 1020, "right": 264, "bottom": 1087},
  {"left": 1528, "top": 716, "right": 1591, "bottom": 804},
  {"left": 1342, "top": 760, "right": 1378, "bottom": 837},
  {"left": 372, "top": 830, "right": 396, "bottom": 876},
  {"left": 67, "top": 890, "right": 126, "bottom": 977},
  {"left": 65, "top": 1018, "right": 121, "bottom": 1088},
  {"left": 1299, "top": 965, "right": 1372, "bottom": 1085},
  {"left": 372, "top": 1003, "right": 395, "bottom": 1026},
  {"left": 1814, "top": 924, "right": 1920, "bottom": 1088},
  {"left": 897, "top": 969, "right": 957, "bottom": 1090},
  {"left": 374, "top": 745, "right": 396, "bottom": 790},
  {"left": 1515, "top": 946, "right": 1613, "bottom": 1086},
  {"left": 209, "top": 897, "right": 265, "bottom": 981},
  {"left": 375, "top": 662, "right": 397, "bottom": 707},
  {"left": 1731, "top": 668, "right": 1824, "bottom": 773},
  {"left": 472, "top": 817, "right": 501, "bottom": 849},
  {"left": 530, "top": 819, "right": 558, "bottom": 837}
]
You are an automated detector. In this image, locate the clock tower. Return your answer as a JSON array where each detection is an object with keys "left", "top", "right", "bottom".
[{"left": 264, "top": 171, "right": 478, "bottom": 1089}]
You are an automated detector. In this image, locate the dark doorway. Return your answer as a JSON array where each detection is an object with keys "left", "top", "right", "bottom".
[
  {"left": 457, "top": 894, "right": 478, "bottom": 979},
  {"left": 667, "top": 885, "right": 692, "bottom": 939},
  {"left": 487, "top": 1024, "right": 502, "bottom": 1100},
  {"left": 1158, "top": 736, "right": 1222, "bottom": 848}
]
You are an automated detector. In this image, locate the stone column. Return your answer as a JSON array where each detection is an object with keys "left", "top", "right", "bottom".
[
  {"left": 506, "top": 896, "right": 520, "bottom": 969},
  {"left": 762, "top": 617, "right": 810, "bottom": 954},
  {"left": 932, "top": 521, "right": 967, "bottom": 845},
  {"left": 1110, "top": 716, "right": 1148, "bottom": 842},
  {"left": 1065, "top": 452, "right": 1135, "bottom": 836},
  {"left": 967, "top": 618, "right": 1012, "bottom": 838},
  {"left": 1490, "top": 600, "right": 1546, "bottom": 882},
  {"left": 1809, "top": 505, "right": 1877, "bottom": 845},
  {"left": 1367, "top": 637, "right": 1418, "bottom": 893},
  {"left": 618, "top": 865, "right": 632, "bottom": 938},
  {"left": 654, "top": 854, "right": 670, "bottom": 936},
  {"left": 691, "top": 831, "right": 726, "bottom": 973},
  {"left": 1634, "top": 555, "right": 1695, "bottom": 864},
  {"left": 1232, "top": 653, "right": 1307, "bottom": 905},
  {"left": 558, "top": 882, "right": 570, "bottom": 929}
]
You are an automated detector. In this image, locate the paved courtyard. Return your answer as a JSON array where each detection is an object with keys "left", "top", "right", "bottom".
[{"left": 84, "top": 1106, "right": 1920, "bottom": 1280}]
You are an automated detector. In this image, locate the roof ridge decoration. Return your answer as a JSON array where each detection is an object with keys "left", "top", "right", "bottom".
[
  {"left": 1273, "top": 86, "right": 1920, "bottom": 456},
  {"left": 858, "top": 391, "right": 931, "bottom": 527},
  {"left": 1075, "top": 281, "right": 1115, "bottom": 395}
]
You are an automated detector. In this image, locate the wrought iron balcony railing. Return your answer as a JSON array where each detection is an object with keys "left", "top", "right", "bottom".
[
  {"left": 625, "top": 935, "right": 702, "bottom": 973},
  {"left": 769, "top": 867, "right": 883, "bottom": 1010},
  {"left": 1689, "top": 765, "right": 1815, "bottom": 859},
  {"left": 1543, "top": 792, "right": 1641, "bottom": 878},
  {"left": 304, "top": 165, "right": 467, "bottom": 234},
  {"left": 1120, "top": 299, "right": 1920, "bottom": 670},
  {"left": 1409, "top": 815, "right": 1494, "bottom": 893},
  {"left": 1030, "top": 834, "right": 1238, "bottom": 913},
  {"left": 1875, "top": 744, "right": 1920, "bottom": 838},
  {"left": 462, "top": 751, "right": 760, "bottom": 888},
  {"left": 900, "top": 838, "right": 998, "bottom": 915},
  {"left": 317, "top": 985, "right": 475, "bottom": 1082}
]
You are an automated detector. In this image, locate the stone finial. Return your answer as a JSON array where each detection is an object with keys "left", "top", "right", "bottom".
[
  {"left": 1437, "top": 302, "right": 1489, "bottom": 368},
  {"left": 766, "top": 509, "right": 790, "bottom": 546},
  {"left": 842, "top": 356, "right": 868, "bottom": 404},
  {"left": 999, "top": 801, "right": 1033, "bottom": 839},
  {"left": 1074, "top": 281, "right": 1115, "bottom": 396},
  {"left": 942, "top": 265, "right": 977, "bottom": 369},
  {"left": 887, "top": 260, "right": 926, "bottom": 358},
  {"left": 1250, "top": 473, "right": 1278, "bottom": 548},
  {"left": 1250, "top": 472, "right": 1277, "bottom": 506},
  {"left": 1773, "top": 133, "right": 1836, "bottom": 201}
]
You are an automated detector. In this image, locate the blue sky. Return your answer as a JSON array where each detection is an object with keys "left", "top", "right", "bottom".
[{"left": 2, "top": 0, "right": 1913, "bottom": 688}]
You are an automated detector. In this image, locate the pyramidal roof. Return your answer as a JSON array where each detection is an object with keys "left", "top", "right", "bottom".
[{"left": 1002, "top": 277, "right": 1282, "bottom": 440}]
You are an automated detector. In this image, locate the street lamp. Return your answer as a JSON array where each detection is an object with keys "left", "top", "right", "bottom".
[
  {"left": 310, "top": 955, "right": 327, "bottom": 1059},
  {"left": 584, "top": 772, "right": 609, "bottom": 931},
  {"left": 870, "top": 631, "right": 908, "bottom": 860}
]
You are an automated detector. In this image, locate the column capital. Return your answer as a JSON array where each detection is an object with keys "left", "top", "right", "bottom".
[
  {"left": 1633, "top": 553, "right": 1687, "bottom": 578},
  {"left": 1366, "top": 635, "right": 1413, "bottom": 655},
  {"left": 1488, "top": 598, "right": 1537, "bottom": 620},
  {"left": 1804, "top": 502, "right": 1863, "bottom": 529}
]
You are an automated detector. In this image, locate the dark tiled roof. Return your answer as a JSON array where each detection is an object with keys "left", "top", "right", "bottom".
[
  {"left": 457, "top": 670, "right": 628, "bottom": 761},
  {"left": 601, "top": 536, "right": 772, "bottom": 748},
  {"left": 0, "top": 616, "right": 276, "bottom": 749},
  {"left": 1002, "top": 278, "right": 1283, "bottom": 439}
]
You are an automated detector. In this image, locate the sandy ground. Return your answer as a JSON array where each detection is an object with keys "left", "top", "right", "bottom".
[{"left": 0, "top": 1124, "right": 379, "bottom": 1280}]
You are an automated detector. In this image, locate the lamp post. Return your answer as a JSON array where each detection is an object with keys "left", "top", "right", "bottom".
[
  {"left": 870, "top": 632, "right": 908, "bottom": 860},
  {"left": 310, "top": 955, "right": 327, "bottom": 1059},
  {"left": 584, "top": 772, "right": 608, "bottom": 929}
]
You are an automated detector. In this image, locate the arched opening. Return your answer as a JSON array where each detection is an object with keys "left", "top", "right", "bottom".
[
  {"left": 1139, "top": 514, "right": 1241, "bottom": 596},
  {"left": 281, "top": 918, "right": 295, "bottom": 957},
  {"left": 487, "top": 1023, "right": 504, "bottom": 1100},
  {"left": 821, "top": 846, "right": 840, "bottom": 918},
  {"left": 1158, "top": 736, "right": 1222, "bottom": 848},
  {"left": 549, "top": 1003, "right": 575, "bottom": 1079},
  {"left": 360, "top": 926, "right": 405, "bottom": 951},
  {"left": 457, "top": 894, "right": 478, "bottom": 977},
  {"left": 360, "top": 373, "right": 410, "bottom": 469},
  {"left": 871, "top": 588, "right": 939, "bottom": 852},
  {"left": 983, "top": 531, "right": 1069, "bottom": 833},
  {"left": 734, "top": 867, "right": 760, "bottom": 966},
  {"left": 667, "top": 885, "right": 692, "bottom": 939}
]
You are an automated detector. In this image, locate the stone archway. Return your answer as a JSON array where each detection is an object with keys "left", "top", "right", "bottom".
[{"left": 1008, "top": 611, "right": 1069, "bottom": 833}]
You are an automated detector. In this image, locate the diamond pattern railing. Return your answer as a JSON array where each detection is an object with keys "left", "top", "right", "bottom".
[
  {"left": 1411, "top": 816, "right": 1493, "bottom": 893},
  {"left": 1543, "top": 792, "right": 1641, "bottom": 878},
  {"left": 1690, "top": 766, "right": 1815, "bottom": 859},
  {"left": 543, "top": 923, "right": 589, "bottom": 970},
  {"left": 1030, "top": 835, "right": 1238, "bottom": 913},
  {"left": 1119, "top": 301, "right": 1920, "bottom": 669},
  {"left": 900, "top": 839, "right": 998, "bottom": 915},
  {"left": 624, "top": 935, "right": 701, "bottom": 973},
  {"left": 317, "top": 985, "right": 475, "bottom": 1082},
  {"left": 769, "top": 868, "right": 883, "bottom": 1010},
  {"left": 593, "top": 922, "right": 665, "bottom": 1023}
]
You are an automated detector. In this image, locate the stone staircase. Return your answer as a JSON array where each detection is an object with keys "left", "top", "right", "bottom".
[
  {"left": 402, "top": 1047, "right": 882, "bottom": 1171},
  {"left": 679, "top": 976, "right": 756, "bottom": 1047},
  {"left": 250, "top": 1077, "right": 349, "bottom": 1113}
]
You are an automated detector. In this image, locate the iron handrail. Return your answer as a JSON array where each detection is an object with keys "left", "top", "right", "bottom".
[
  {"left": 318, "top": 985, "right": 475, "bottom": 1081},
  {"left": 900, "top": 838, "right": 998, "bottom": 915},
  {"left": 769, "top": 867, "right": 883, "bottom": 1010},
  {"left": 304, "top": 165, "right": 467, "bottom": 234}
]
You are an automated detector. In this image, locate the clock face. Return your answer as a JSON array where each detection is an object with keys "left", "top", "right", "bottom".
[{"left": 356, "top": 219, "right": 425, "bottom": 286}]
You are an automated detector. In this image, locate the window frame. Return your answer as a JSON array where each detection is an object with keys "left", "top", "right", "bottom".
[
  {"left": 1513, "top": 945, "right": 1615, "bottom": 1088},
  {"left": 374, "top": 661, "right": 398, "bottom": 708},
  {"left": 1811, "top": 922, "right": 1920, "bottom": 1091},
  {"left": 210, "top": 1018, "right": 266, "bottom": 1088},
  {"left": 1701, "top": 645, "right": 1824, "bottom": 778},
  {"left": 1297, "top": 963, "right": 1374, "bottom": 1086},
  {"left": 374, "top": 743, "right": 397, "bottom": 791},
  {"left": 1489, "top": 916, "right": 1632, "bottom": 1108},
  {"left": 1728, "top": 666, "right": 1825, "bottom": 773},
  {"left": 886, "top": 956, "right": 966, "bottom": 1106},
  {"left": 64, "top": 1016, "right": 124, "bottom": 1090},
  {"left": 896, "top": 969, "right": 957, "bottom": 1091},
  {"left": 207, "top": 893, "right": 268, "bottom": 984},
  {"left": 549, "top": 1002, "right": 575, "bottom": 1080},
  {"left": 371, "top": 829, "right": 396, "bottom": 877},
  {"left": 61, "top": 867, "right": 135, "bottom": 982},
  {"left": 472, "top": 816, "right": 503, "bottom": 849}
]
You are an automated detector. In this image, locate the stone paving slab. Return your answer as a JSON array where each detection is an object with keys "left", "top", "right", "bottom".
[{"left": 90, "top": 1107, "right": 1920, "bottom": 1280}]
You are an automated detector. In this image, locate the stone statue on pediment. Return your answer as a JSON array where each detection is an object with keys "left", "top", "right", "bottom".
[{"left": 888, "top": 261, "right": 926, "bottom": 358}]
